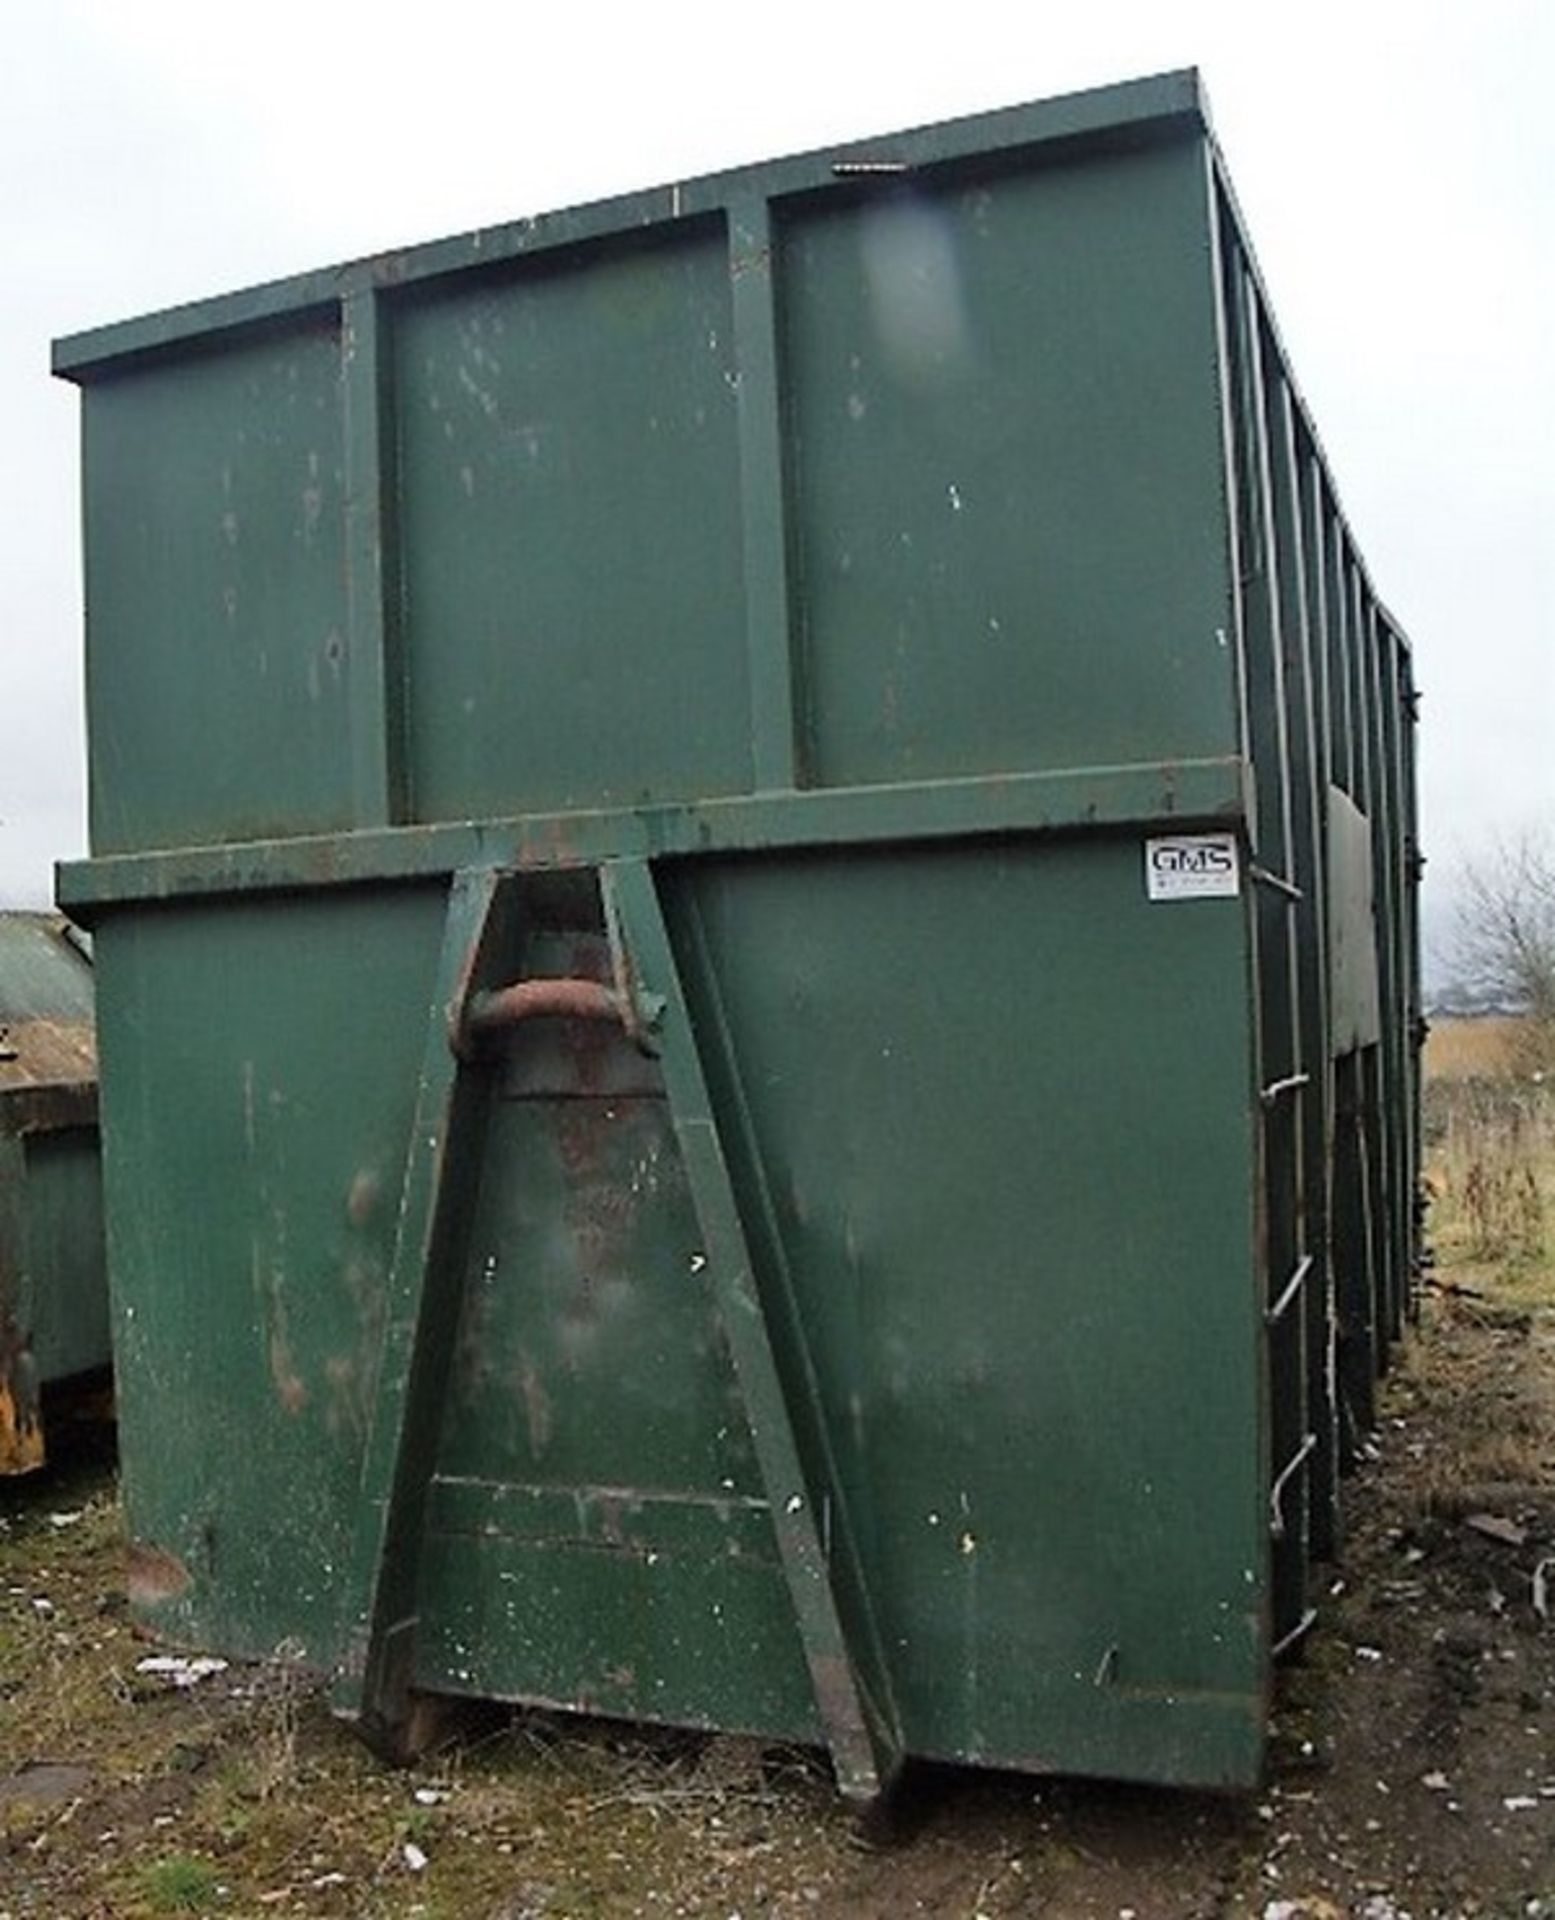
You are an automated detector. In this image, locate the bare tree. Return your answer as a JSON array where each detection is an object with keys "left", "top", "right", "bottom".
[{"left": 1450, "top": 829, "right": 1555, "bottom": 1073}]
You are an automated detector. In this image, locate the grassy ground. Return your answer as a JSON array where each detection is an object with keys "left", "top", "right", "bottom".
[
  {"left": 2, "top": 1020, "right": 1553, "bottom": 1916},
  {"left": 0, "top": 1489, "right": 865, "bottom": 1918}
]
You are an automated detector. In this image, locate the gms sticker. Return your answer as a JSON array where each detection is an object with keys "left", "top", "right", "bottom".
[{"left": 1145, "top": 833, "right": 1240, "bottom": 901}]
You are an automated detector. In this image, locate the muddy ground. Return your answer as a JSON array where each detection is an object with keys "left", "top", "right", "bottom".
[{"left": 2, "top": 1092, "right": 1552, "bottom": 1917}]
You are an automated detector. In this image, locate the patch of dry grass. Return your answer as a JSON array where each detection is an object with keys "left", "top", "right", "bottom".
[
  {"left": 1424, "top": 1013, "right": 1526, "bottom": 1082},
  {"left": 1424, "top": 1015, "right": 1553, "bottom": 1285},
  {"left": 1411, "top": 1018, "right": 1555, "bottom": 1501},
  {"left": 1, "top": 1495, "right": 852, "bottom": 1919}
]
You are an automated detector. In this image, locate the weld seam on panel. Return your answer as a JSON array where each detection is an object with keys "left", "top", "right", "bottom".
[{"left": 429, "top": 1477, "right": 771, "bottom": 1513}]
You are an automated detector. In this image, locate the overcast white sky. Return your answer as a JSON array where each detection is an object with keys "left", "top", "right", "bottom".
[{"left": 2, "top": 1, "right": 1549, "bottom": 971}]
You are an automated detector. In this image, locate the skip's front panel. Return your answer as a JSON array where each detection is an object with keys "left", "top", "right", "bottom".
[
  {"left": 782, "top": 139, "right": 1238, "bottom": 789},
  {"left": 93, "top": 889, "right": 447, "bottom": 1662},
  {"left": 81, "top": 328, "right": 353, "bottom": 855},
  {"left": 395, "top": 226, "right": 755, "bottom": 821},
  {"left": 668, "top": 837, "right": 1264, "bottom": 1784}
]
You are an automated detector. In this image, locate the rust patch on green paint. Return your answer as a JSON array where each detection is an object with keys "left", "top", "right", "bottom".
[
  {"left": 126, "top": 1540, "right": 192, "bottom": 1607},
  {"left": 346, "top": 1169, "right": 381, "bottom": 1225},
  {"left": 269, "top": 1326, "right": 308, "bottom": 1415}
]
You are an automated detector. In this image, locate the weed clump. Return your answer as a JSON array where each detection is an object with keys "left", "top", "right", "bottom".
[{"left": 138, "top": 1852, "right": 220, "bottom": 1912}]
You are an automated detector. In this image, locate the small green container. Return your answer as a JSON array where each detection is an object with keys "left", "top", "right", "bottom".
[{"left": 0, "top": 914, "right": 108, "bottom": 1473}]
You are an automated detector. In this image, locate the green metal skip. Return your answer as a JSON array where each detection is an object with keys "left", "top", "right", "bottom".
[{"left": 55, "top": 70, "right": 1420, "bottom": 1797}]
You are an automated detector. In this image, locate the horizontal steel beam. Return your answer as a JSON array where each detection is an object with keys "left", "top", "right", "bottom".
[{"left": 58, "top": 756, "right": 1249, "bottom": 918}]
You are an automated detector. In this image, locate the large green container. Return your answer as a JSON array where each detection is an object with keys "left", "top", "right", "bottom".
[
  {"left": 0, "top": 914, "right": 108, "bottom": 1473},
  {"left": 55, "top": 69, "right": 1419, "bottom": 1795}
]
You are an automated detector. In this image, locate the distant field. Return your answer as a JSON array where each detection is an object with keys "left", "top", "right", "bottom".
[{"left": 1424, "top": 1013, "right": 1526, "bottom": 1081}]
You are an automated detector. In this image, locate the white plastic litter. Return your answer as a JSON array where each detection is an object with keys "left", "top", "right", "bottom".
[{"left": 134, "top": 1655, "right": 230, "bottom": 1688}]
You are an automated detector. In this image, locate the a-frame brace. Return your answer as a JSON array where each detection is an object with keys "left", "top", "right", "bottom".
[{"left": 333, "top": 859, "right": 903, "bottom": 1804}]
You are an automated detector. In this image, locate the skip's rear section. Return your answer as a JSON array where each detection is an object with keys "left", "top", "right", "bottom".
[{"left": 55, "top": 70, "right": 1419, "bottom": 1798}]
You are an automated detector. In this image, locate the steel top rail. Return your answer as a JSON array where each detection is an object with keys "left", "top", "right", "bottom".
[{"left": 52, "top": 68, "right": 1204, "bottom": 378}]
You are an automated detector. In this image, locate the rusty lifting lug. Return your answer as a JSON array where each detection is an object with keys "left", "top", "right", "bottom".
[{"left": 449, "top": 869, "right": 666, "bottom": 1062}]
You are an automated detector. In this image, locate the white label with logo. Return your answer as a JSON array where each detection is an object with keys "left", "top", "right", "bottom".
[{"left": 1145, "top": 833, "right": 1241, "bottom": 901}]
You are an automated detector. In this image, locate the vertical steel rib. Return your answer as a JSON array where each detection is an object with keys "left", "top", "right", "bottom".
[{"left": 729, "top": 196, "right": 804, "bottom": 793}]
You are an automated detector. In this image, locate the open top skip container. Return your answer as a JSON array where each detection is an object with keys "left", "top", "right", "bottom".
[
  {"left": 0, "top": 914, "right": 108, "bottom": 1473},
  {"left": 55, "top": 69, "right": 1420, "bottom": 1796}
]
